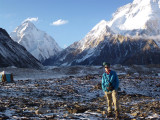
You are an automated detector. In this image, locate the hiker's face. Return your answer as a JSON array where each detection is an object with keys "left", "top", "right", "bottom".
[{"left": 105, "top": 67, "right": 110, "bottom": 71}]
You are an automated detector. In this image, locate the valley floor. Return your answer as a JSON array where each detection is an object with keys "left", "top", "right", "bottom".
[{"left": 0, "top": 65, "right": 160, "bottom": 120}]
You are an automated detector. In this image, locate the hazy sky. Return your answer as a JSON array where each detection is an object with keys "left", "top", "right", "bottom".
[{"left": 0, "top": 0, "right": 133, "bottom": 48}]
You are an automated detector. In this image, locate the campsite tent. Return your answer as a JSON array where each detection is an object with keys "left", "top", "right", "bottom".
[{"left": 0, "top": 71, "right": 13, "bottom": 82}]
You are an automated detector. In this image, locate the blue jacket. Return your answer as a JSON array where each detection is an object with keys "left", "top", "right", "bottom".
[{"left": 102, "top": 70, "right": 119, "bottom": 92}]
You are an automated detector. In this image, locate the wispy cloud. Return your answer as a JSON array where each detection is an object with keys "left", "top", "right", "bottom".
[
  {"left": 51, "top": 19, "right": 68, "bottom": 26},
  {"left": 22, "top": 17, "right": 38, "bottom": 23}
]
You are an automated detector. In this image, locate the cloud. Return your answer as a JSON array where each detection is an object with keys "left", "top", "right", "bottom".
[
  {"left": 51, "top": 19, "right": 68, "bottom": 26},
  {"left": 23, "top": 17, "right": 38, "bottom": 23}
]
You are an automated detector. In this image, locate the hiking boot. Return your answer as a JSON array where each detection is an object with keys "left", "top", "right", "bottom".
[{"left": 115, "top": 111, "right": 120, "bottom": 119}]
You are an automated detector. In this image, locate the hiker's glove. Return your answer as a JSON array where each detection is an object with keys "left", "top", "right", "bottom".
[{"left": 107, "top": 83, "right": 113, "bottom": 91}]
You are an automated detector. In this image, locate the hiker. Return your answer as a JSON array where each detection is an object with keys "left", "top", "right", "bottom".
[{"left": 102, "top": 62, "right": 120, "bottom": 119}]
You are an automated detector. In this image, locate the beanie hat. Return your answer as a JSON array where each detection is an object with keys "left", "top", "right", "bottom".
[{"left": 103, "top": 62, "right": 110, "bottom": 68}]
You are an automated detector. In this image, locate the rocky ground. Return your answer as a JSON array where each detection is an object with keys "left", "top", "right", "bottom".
[{"left": 0, "top": 65, "right": 160, "bottom": 120}]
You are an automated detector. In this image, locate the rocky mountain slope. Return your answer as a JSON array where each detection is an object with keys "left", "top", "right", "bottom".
[
  {"left": 44, "top": 20, "right": 160, "bottom": 66},
  {"left": 0, "top": 28, "right": 43, "bottom": 69},
  {"left": 10, "top": 21, "right": 62, "bottom": 62}
]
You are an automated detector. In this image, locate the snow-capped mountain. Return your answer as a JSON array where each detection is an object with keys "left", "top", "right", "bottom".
[
  {"left": 44, "top": 0, "right": 160, "bottom": 66},
  {"left": 44, "top": 20, "right": 160, "bottom": 66},
  {"left": 107, "top": 0, "right": 160, "bottom": 46},
  {"left": 79, "top": 20, "right": 114, "bottom": 51},
  {"left": 0, "top": 28, "right": 43, "bottom": 68},
  {"left": 10, "top": 21, "right": 62, "bottom": 62},
  {"left": 43, "top": 20, "right": 114, "bottom": 65}
]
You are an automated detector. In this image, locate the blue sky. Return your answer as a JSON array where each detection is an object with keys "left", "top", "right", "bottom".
[{"left": 0, "top": 0, "right": 133, "bottom": 48}]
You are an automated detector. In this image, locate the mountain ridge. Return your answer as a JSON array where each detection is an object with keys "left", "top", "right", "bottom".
[
  {"left": 0, "top": 28, "right": 43, "bottom": 68},
  {"left": 43, "top": 32, "right": 160, "bottom": 66},
  {"left": 44, "top": 0, "right": 160, "bottom": 66}
]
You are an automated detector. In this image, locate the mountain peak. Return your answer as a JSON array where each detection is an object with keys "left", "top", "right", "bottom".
[
  {"left": 107, "top": 0, "right": 160, "bottom": 37},
  {"left": 13, "top": 20, "right": 37, "bottom": 34},
  {"left": 10, "top": 21, "right": 62, "bottom": 62},
  {"left": 22, "top": 20, "right": 36, "bottom": 27},
  {"left": 78, "top": 20, "right": 114, "bottom": 51}
]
